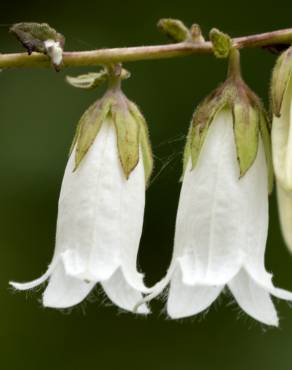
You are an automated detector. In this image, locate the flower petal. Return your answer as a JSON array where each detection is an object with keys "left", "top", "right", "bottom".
[
  {"left": 101, "top": 268, "right": 149, "bottom": 314},
  {"left": 56, "top": 119, "right": 124, "bottom": 280},
  {"left": 240, "top": 137, "right": 271, "bottom": 284},
  {"left": 10, "top": 260, "right": 57, "bottom": 290},
  {"left": 10, "top": 269, "right": 51, "bottom": 290},
  {"left": 228, "top": 269, "right": 278, "bottom": 326},
  {"left": 173, "top": 110, "right": 245, "bottom": 285},
  {"left": 43, "top": 262, "right": 94, "bottom": 308},
  {"left": 276, "top": 183, "right": 292, "bottom": 252},
  {"left": 118, "top": 148, "right": 148, "bottom": 292},
  {"left": 167, "top": 266, "right": 223, "bottom": 319},
  {"left": 270, "top": 285, "right": 292, "bottom": 300}
]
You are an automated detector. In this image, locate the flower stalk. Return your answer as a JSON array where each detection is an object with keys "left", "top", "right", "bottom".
[{"left": 2, "top": 28, "right": 292, "bottom": 69}]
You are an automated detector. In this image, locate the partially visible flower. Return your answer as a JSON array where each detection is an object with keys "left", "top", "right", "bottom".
[
  {"left": 142, "top": 49, "right": 292, "bottom": 326},
  {"left": 10, "top": 71, "right": 153, "bottom": 313},
  {"left": 271, "top": 47, "right": 292, "bottom": 251},
  {"left": 271, "top": 46, "right": 292, "bottom": 192}
]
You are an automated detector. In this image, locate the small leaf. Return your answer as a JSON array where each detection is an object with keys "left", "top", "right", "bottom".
[
  {"left": 66, "top": 71, "right": 108, "bottom": 89},
  {"left": 74, "top": 98, "right": 112, "bottom": 170},
  {"left": 10, "top": 22, "right": 64, "bottom": 53},
  {"left": 209, "top": 28, "right": 231, "bottom": 59},
  {"left": 157, "top": 18, "right": 190, "bottom": 43},
  {"left": 128, "top": 101, "right": 153, "bottom": 185},
  {"left": 10, "top": 22, "right": 65, "bottom": 70},
  {"left": 112, "top": 103, "right": 140, "bottom": 179},
  {"left": 233, "top": 103, "right": 259, "bottom": 177}
]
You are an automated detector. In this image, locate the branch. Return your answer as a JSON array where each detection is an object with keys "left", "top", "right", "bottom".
[{"left": 1, "top": 28, "right": 292, "bottom": 69}]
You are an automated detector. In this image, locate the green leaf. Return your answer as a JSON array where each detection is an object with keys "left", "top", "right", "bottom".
[
  {"left": 157, "top": 18, "right": 190, "bottom": 43},
  {"left": 209, "top": 28, "right": 231, "bottom": 59},
  {"left": 66, "top": 71, "right": 108, "bottom": 89},
  {"left": 10, "top": 22, "right": 65, "bottom": 54}
]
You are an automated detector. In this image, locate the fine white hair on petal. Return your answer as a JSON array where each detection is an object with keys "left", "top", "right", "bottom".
[
  {"left": 167, "top": 267, "right": 223, "bottom": 319},
  {"left": 101, "top": 268, "right": 149, "bottom": 314},
  {"left": 43, "top": 263, "right": 95, "bottom": 308},
  {"left": 276, "top": 183, "right": 292, "bottom": 252},
  {"left": 173, "top": 110, "right": 244, "bottom": 286},
  {"left": 228, "top": 269, "right": 279, "bottom": 327},
  {"left": 272, "top": 76, "right": 292, "bottom": 191}
]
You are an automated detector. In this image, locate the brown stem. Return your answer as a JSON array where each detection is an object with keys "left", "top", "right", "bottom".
[{"left": 1, "top": 28, "right": 292, "bottom": 69}]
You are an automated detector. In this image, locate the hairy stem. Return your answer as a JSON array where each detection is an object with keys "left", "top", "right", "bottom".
[{"left": 1, "top": 28, "right": 292, "bottom": 69}]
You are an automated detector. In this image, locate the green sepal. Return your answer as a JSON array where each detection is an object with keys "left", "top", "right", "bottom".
[
  {"left": 233, "top": 102, "right": 259, "bottom": 177},
  {"left": 259, "top": 112, "right": 274, "bottom": 194},
  {"left": 271, "top": 47, "right": 292, "bottom": 117},
  {"left": 112, "top": 100, "right": 140, "bottom": 179},
  {"left": 10, "top": 22, "right": 65, "bottom": 54},
  {"left": 66, "top": 71, "right": 108, "bottom": 89},
  {"left": 73, "top": 97, "right": 112, "bottom": 170},
  {"left": 187, "top": 85, "right": 229, "bottom": 173},
  {"left": 128, "top": 101, "right": 153, "bottom": 185}
]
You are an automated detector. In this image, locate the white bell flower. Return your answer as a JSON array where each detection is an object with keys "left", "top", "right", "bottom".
[
  {"left": 11, "top": 117, "right": 150, "bottom": 314},
  {"left": 147, "top": 109, "right": 292, "bottom": 326}
]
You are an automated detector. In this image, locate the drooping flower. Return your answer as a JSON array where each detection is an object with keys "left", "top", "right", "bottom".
[
  {"left": 271, "top": 46, "right": 292, "bottom": 251},
  {"left": 143, "top": 49, "right": 292, "bottom": 326},
  {"left": 10, "top": 68, "right": 153, "bottom": 313}
]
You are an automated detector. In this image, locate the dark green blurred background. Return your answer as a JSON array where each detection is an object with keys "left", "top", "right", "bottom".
[{"left": 1, "top": 1, "right": 292, "bottom": 369}]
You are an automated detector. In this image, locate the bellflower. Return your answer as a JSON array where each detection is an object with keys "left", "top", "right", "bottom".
[
  {"left": 144, "top": 50, "right": 292, "bottom": 326},
  {"left": 11, "top": 71, "right": 153, "bottom": 313},
  {"left": 271, "top": 46, "right": 292, "bottom": 251}
]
